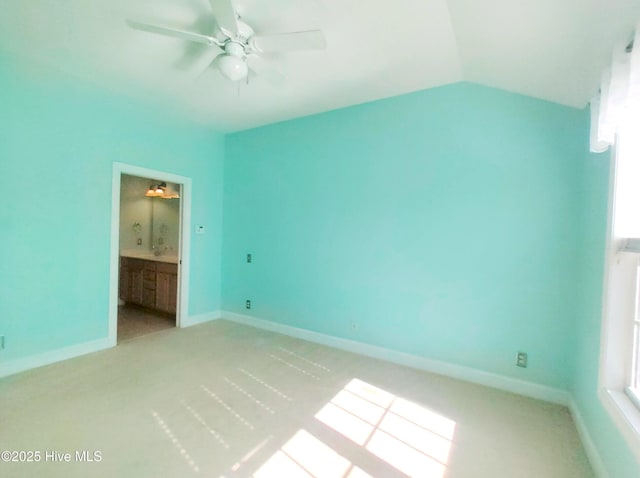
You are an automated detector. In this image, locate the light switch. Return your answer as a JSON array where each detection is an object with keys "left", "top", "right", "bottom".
[{"left": 196, "top": 225, "right": 206, "bottom": 235}]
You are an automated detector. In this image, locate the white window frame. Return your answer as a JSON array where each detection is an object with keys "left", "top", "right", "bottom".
[
  {"left": 598, "top": 146, "right": 640, "bottom": 462},
  {"left": 628, "top": 265, "right": 640, "bottom": 406}
]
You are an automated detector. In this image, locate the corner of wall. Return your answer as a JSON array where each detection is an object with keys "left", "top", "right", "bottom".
[{"left": 182, "top": 310, "right": 223, "bottom": 328}]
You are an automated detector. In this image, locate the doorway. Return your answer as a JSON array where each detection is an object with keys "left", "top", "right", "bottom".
[{"left": 108, "top": 163, "right": 192, "bottom": 345}]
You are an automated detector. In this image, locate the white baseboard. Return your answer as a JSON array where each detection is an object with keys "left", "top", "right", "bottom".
[
  {"left": 0, "top": 309, "right": 219, "bottom": 379},
  {"left": 0, "top": 337, "right": 113, "bottom": 379},
  {"left": 221, "top": 311, "right": 570, "bottom": 405},
  {"left": 568, "top": 398, "right": 610, "bottom": 478},
  {"left": 182, "top": 310, "right": 222, "bottom": 328}
]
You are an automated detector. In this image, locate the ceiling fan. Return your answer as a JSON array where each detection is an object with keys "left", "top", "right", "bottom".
[{"left": 127, "top": 0, "right": 326, "bottom": 83}]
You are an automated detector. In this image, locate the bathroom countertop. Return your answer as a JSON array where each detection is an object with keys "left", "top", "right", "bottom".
[{"left": 120, "top": 250, "right": 179, "bottom": 264}]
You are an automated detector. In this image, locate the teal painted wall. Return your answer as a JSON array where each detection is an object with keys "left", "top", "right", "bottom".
[
  {"left": 223, "top": 83, "right": 586, "bottom": 389},
  {"left": 571, "top": 148, "right": 640, "bottom": 476},
  {"left": 0, "top": 53, "right": 224, "bottom": 361},
  {"left": 3, "top": 47, "right": 637, "bottom": 476}
]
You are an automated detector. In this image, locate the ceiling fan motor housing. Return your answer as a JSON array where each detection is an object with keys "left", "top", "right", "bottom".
[{"left": 225, "top": 41, "right": 245, "bottom": 58}]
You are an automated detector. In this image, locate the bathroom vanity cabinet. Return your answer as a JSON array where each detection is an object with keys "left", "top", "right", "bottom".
[{"left": 119, "top": 256, "right": 178, "bottom": 314}]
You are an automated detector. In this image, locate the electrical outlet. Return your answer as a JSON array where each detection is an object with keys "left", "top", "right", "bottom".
[
  {"left": 516, "top": 351, "right": 528, "bottom": 368},
  {"left": 137, "top": 238, "right": 142, "bottom": 246},
  {"left": 350, "top": 321, "right": 359, "bottom": 332},
  {"left": 247, "top": 253, "right": 252, "bottom": 263},
  {"left": 0, "top": 335, "right": 5, "bottom": 350},
  {"left": 246, "top": 299, "right": 251, "bottom": 310}
]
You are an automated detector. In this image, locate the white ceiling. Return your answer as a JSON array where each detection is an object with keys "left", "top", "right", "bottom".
[{"left": 0, "top": 0, "right": 639, "bottom": 132}]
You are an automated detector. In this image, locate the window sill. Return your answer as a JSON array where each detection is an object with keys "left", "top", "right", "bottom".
[
  {"left": 627, "top": 387, "right": 640, "bottom": 410},
  {"left": 600, "top": 388, "right": 640, "bottom": 460}
]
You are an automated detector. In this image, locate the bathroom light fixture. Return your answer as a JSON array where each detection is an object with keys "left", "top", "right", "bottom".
[
  {"left": 162, "top": 186, "right": 180, "bottom": 199},
  {"left": 145, "top": 182, "right": 180, "bottom": 199},
  {"left": 145, "top": 183, "right": 163, "bottom": 197}
]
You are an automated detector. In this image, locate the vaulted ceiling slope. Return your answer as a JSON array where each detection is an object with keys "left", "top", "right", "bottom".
[{"left": 0, "top": 0, "right": 639, "bottom": 132}]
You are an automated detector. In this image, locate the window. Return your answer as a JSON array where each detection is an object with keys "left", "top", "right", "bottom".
[
  {"left": 599, "top": 140, "right": 640, "bottom": 458},
  {"left": 590, "top": 24, "right": 640, "bottom": 458},
  {"left": 613, "top": 131, "right": 640, "bottom": 405}
]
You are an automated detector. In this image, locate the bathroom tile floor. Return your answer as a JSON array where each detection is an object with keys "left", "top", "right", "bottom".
[{"left": 117, "top": 304, "right": 175, "bottom": 342}]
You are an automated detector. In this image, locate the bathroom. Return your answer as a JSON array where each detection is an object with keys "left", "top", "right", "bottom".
[{"left": 118, "top": 174, "right": 181, "bottom": 341}]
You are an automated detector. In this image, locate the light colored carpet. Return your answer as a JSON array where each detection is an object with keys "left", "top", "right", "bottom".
[{"left": 0, "top": 320, "right": 594, "bottom": 478}]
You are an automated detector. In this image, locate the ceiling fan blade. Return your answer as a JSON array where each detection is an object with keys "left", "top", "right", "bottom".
[
  {"left": 127, "top": 20, "right": 222, "bottom": 47},
  {"left": 194, "top": 51, "right": 224, "bottom": 79},
  {"left": 250, "top": 30, "right": 326, "bottom": 53},
  {"left": 209, "top": 0, "right": 238, "bottom": 36},
  {"left": 246, "top": 55, "right": 285, "bottom": 85}
]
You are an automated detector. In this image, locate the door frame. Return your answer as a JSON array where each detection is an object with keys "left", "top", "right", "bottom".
[{"left": 108, "top": 162, "right": 192, "bottom": 345}]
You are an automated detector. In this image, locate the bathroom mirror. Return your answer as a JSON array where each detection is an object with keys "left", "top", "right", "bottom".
[
  {"left": 119, "top": 174, "right": 180, "bottom": 257},
  {"left": 150, "top": 192, "right": 180, "bottom": 256}
]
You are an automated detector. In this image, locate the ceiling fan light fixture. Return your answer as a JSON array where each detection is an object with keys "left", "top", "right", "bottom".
[{"left": 218, "top": 54, "right": 248, "bottom": 82}]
